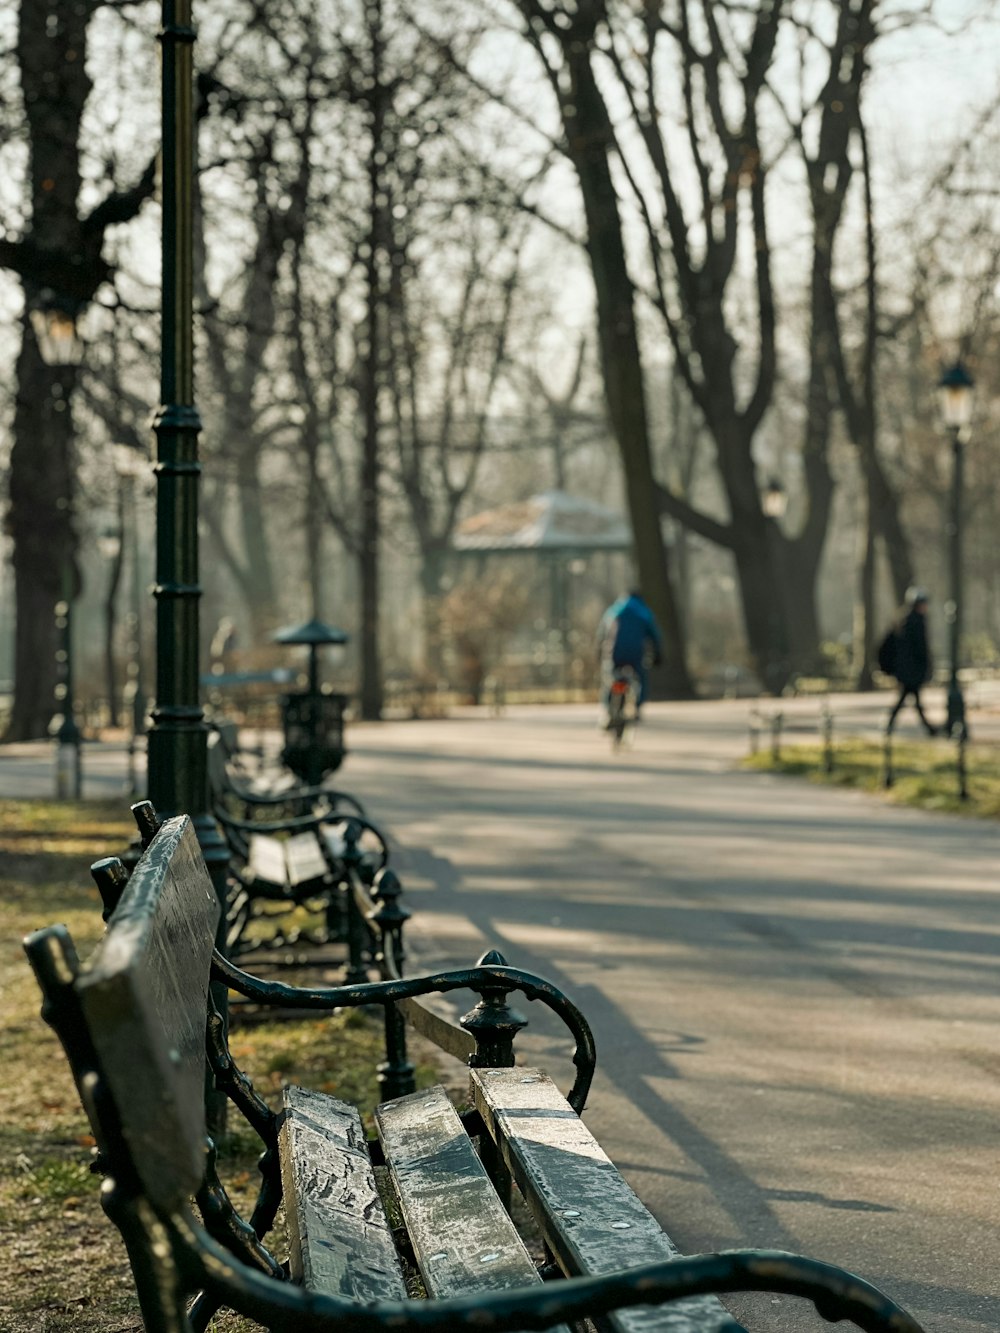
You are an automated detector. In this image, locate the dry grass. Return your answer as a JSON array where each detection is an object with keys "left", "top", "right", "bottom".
[
  {"left": 0, "top": 799, "right": 436, "bottom": 1333},
  {"left": 744, "top": 737, "right": 1000, "bottom": 817}
]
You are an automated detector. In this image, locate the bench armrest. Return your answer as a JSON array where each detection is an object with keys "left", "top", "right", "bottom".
[
  {"left": 226, "top": 786, "right": 365, "bottom": 817},
  {"left": 212, "top": 951, "right": 597, "bottom": 1114},
  {"left": 215, "top": 809, "right": 334, "bottom": 837}
]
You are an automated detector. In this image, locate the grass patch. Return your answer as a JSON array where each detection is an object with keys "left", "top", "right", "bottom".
[
  {"left": 0, "top": 798, "right": 440, "bottom": 1332},
  {"left": 744, "top": 738, "right": 1000, "bottom": 817}
]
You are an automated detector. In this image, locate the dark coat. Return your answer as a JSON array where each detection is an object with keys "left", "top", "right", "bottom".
[{"left": 894, "top": 608, "right": 931, "bottom": 688}]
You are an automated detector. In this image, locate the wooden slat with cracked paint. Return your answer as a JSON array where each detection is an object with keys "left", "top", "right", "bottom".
[
  {"left": 279, "top": 1084, "right": 407, "bottom": 1300},
  {"left": 376, "top": 1083, "right": 569, "bottom": 1332},
  {"left": 471, "top": 1068, "right": 744, "bottom": 1333}
]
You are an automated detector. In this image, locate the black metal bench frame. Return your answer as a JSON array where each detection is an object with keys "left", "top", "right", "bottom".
[
  {"left": 207, "top": 728, "right": 389, "bottom": 970},
  {"left": 25, "top": 804, "right": 925, "bottom": 1333}
]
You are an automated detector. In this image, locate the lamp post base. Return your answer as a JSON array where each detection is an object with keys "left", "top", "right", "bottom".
[
  {"left": 55, "top": 738, "right": 82, "bottom": 800},
  {"left": 945, "top": 680, "right": 968, "bottom": 742}
]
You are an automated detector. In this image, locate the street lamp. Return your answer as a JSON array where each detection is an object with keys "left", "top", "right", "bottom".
[
  {"left": 273, "top": 619, "right": 351, "bottom": 784},
  {"left": 937, "top": 360, "right": 974, "bottom": 740},
  {"left": 28, "top": 290, "right": 85, "bottom": 366},
  {"left": 54, "top": 590, "right": 82, "bottom": 800},
  {"left": 762, "top": 478, "right": 788, "bottom": 520}
]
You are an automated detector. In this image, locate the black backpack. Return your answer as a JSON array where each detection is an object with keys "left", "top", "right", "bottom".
[{"left": 876, "top": 626, "right": 898, "bottom": 676}]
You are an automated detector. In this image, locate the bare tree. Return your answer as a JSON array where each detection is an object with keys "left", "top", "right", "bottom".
[
  {"left": 1, "top": 1, "right": 155, "bottom": 739},
  {"left": 501, "top": 1, "right": 912, "bottom": 691}
]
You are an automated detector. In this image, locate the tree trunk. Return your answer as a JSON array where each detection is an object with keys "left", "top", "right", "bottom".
[
  {"left": 103, "top": 505, "right": 124, "bottom": 729},
  {"left": 783, "top": 549, "right": 824, "bottom": 680},
  {"left": 560, "top": 40, "right": 693, "bottom": 698},
  {"left": 6, "top": 324, "right": 79, "bottom": 740},
  {"left": 358, "top": 0, "right": 385, "bottom": 721},
  {"left": 419, "top": 547, "right": 449, "bottom": 680},
  {"left": 732, "top": 524, "right": 791, "bottom": 695},
  {"left": 853, "top": 467, "right": 877, "bottom": 689},
  {"left": 870, "top": 454, "right": 914, "bottom": 605},
  {"left": 304, "top": 430, "right": 324, "bottom": 622},
  {"left": 235, "top": 461, "right": 279, "bottom": 638}
]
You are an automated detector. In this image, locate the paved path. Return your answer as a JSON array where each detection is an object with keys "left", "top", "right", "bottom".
[
  {"left": 336, "top": 697, "right": 999, "bottom": 1333},
  {"left": 4, "top": 688, "right": 999, "bottom": 1331}
]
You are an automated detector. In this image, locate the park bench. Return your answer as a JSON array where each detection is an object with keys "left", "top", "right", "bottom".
[
  {"left": 207, "top": 729, "right": 388, "bottom": 968},
  {"left": 23, "top": 801, "right": 925, "bottom": 1333}
]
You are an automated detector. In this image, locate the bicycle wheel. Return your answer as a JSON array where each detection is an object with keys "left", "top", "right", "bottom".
[{"left": 608, "top": 689, "right": 626, "bottom": 748}]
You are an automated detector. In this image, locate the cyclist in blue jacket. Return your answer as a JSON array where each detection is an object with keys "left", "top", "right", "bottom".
[{"left": 598, "top": 589, "right": 663, "bottom": 719}]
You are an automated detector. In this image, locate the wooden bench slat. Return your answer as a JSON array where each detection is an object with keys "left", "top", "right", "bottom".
[
  {"left": 283, "top": 832, "right": 330, "bottom": 888},
  {"left": 377, "top": 1084, "right": 569, "bottom": 1328},
  {"left": 246, "top": 834, "right": 291, "bottom": 890},
  {"left": 279, "top": 1084, "right": 407, "bottom": 1301},
  {"left": 471, "top": 1069, "right": 742, "bottom": 1333}
]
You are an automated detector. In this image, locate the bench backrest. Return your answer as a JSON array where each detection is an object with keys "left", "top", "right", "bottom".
[{"left": 77, "top": 815, "right": 220, "bottom": 1210}]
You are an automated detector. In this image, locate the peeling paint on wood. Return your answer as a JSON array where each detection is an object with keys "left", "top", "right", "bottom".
[
  {"left": 279, "top": 1084, "right": 407, "bottom": 1300},
  {"left": 471, "top": 1069, "right": 743, "bottom": 1333},
  {"left": 377, "top": 1086, "right": 572, "bottom": 1333}
]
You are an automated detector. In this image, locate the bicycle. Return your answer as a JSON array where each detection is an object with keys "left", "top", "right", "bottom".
[{"left": 606, "top": 665, "right": 640, "bottom": 748}]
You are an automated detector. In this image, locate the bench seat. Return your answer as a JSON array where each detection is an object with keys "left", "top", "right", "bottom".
[
  {"left": 279, "top": 1073, "right": 737, "bottom": 1332},
  {"left": 246, "top": 829, "right": 332, "bottom": 895}
]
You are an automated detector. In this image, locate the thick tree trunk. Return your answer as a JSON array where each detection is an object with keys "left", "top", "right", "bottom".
[
  {"left": 853, "top": 469, "right": 877, "bottom": 690},
  {"left": 358, "top": 0, "right": 385, "bottom": 721},
  {"left": 235, "top": 461, "right": 279, "bottom": 636},
  {"left": 783, "top": 553, "right": 824, "bottom": 679},
  {"left": 419, "top": 547, "right": 448, "bottom": 680},
  {"left": 732, "top": 524, "right": 791, "bottom": 695},
  {"left": 5, "top": 0, "right": 154, "bottom": 740},
  {"left": 304, "top": 432, "right": 324, "bottom": 622},
  {"left": 870, "top": 455, "right": 914, "bottom": 605},
  {"left": 6, "top": 325, "right": 79, "bottom": 740},
  {"left": 103, "top": 515, "right": 124, "bottom": 729},
  {"left": 560, "top": 42, "right": 693, "bottom": 698}
]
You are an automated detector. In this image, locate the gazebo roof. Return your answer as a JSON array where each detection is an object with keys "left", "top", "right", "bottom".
[{"left": 452, "top": 490, "right": 632, "bottom": 553}]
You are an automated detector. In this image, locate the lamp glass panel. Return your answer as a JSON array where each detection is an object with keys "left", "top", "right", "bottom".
[
  {"left": 938, "top": 384, "right": 973, "bottom": 428},
  {"left": 762, "top": 486, "right": 787, "bottom": 518}
]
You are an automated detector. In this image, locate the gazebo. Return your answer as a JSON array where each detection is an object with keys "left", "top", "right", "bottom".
[
  {"left": 451, "top": 490, "right": 634, "bottom": 688},
  {"left": 452, "top": 489, "right": 632, "bottom": 557}
]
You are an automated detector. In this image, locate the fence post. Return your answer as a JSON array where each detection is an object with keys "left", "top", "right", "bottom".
[
  {"left": 749, "top": 708, "right": 760, "bottom": 756},
  {"left": 822, "top": 704, "right": 834, "bottom": 775},
  {"left": 770, "top": 711, "right": 782, "bottom": 762},
  {"left": 956, "top": 730, "right": 969, "bottom": 802}
]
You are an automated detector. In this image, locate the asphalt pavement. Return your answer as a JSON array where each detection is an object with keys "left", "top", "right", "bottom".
[{"left": 4, "top": 685, "right": 1000, "bottom": 1332}]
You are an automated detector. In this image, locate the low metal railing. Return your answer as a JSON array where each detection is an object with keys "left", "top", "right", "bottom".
[{"left": 750, "top": 703, "right": 974, "bottom": 802}]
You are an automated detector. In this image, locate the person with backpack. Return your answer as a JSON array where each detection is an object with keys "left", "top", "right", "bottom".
[{"left": 882, "top": 587, "right": 938, "bottom": 736}]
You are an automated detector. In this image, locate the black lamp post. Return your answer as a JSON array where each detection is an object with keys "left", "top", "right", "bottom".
[
  {"left": 937, "top": 360, "right": 975, "bottom": 741},
  {"left": 54, "top": 588, "right": 82, "bottom": 800},
  {"left": 114, "top": 446, "right": 149, "bottom": 796},
  {"left": 146, "top": 0, "right": 228, "bottom": 889}
]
